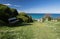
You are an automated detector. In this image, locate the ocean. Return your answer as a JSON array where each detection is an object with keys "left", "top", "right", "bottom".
[{"left": 27, "top": 13, "right": 60, "bottom": 19}]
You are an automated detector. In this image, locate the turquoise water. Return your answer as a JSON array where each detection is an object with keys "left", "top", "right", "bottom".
[{"left": 27, "top": 13, "right": 60, "bottom": 19}]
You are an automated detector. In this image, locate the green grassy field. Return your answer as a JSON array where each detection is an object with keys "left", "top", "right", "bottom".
[{"left": 0, "top": 21, "right": 60, "bottom": 39}]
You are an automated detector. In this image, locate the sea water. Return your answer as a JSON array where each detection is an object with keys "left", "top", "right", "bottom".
[{"left": 27, "top": 13, "right": 60, "bottom": 19}]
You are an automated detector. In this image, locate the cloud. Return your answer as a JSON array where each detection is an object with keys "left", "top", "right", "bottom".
[
  {"left": 23, "top": 6, "right": 60, "bottom": 14},
  {"left": 3, "top": 3, "right": 21, "bottom": 8},
  {"left": 14, "top": 5, "right": 21, "bottom": 7},
  {"left": 3, "top": 3, "right": 11, "bottom": 6}
]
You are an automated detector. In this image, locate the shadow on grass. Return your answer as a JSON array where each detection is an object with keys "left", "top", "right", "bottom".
[{"left": 0, "top": 23, "right": 33, "bottom": 27}]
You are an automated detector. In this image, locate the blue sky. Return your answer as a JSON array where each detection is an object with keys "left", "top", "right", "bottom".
[{"left": 0, "top": 0, "right": 60, "bottom": 13}]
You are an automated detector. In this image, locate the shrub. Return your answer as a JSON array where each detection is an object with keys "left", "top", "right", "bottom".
[
  {"left": 10, "top": 8, "right": 18, "bottom": 17},
  {"left": 57, "top": 18, "right": 60, "bottom": 21},
  {"left": 28, "top": 16, "right": 33, "bottom": 22},
  {"left": 0, "top": 4, "right": 18, "bottom": 23},
  {"left": 0, "top": 20, "right": 6, "bottom": 26},
  {"left": 17, "top": 18, "right": 24, "bottom": 23},
  {"left": 17, "top": 12, "right": 33, "bottom": 23},
  {"left": 43, "top": 14, "right": 52, "bottom": 21}
]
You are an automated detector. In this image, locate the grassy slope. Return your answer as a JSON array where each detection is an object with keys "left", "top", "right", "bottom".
[{"left": 0, "top": 21, "right": 60, "bottom": 39}]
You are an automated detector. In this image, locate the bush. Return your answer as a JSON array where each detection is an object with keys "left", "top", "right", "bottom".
[
  {"left": 0, "top": 20, "right": 7, "bottom": 26},
  {"left": 10, "top": 8, "right": 18, "bottom": 17},
  {"left": 17, "top": 18, "right": 24, "bottom": 23},
  {"left": 0, "top": 4, "right": 18, "bottom": 23},
  {"left": 28, "top": 16, "right": 33, "bottom": 22},
  {"left": 17, "top": 12, "right": 33, "bottom": 23},
  {"left": 43, "top": 14, "right": 52, "bottom": 21},
  {"left": 57, "top": 18, "right": 60, "bottom": 21}
]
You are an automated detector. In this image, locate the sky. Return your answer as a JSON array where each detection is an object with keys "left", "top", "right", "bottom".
[{"left": 0, "top": 0, "right": 60, "bottom": 13}]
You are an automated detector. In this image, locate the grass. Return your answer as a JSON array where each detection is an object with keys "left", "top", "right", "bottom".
[{"left": 0, "top": 21, "right": 60, "bottom": 39}]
